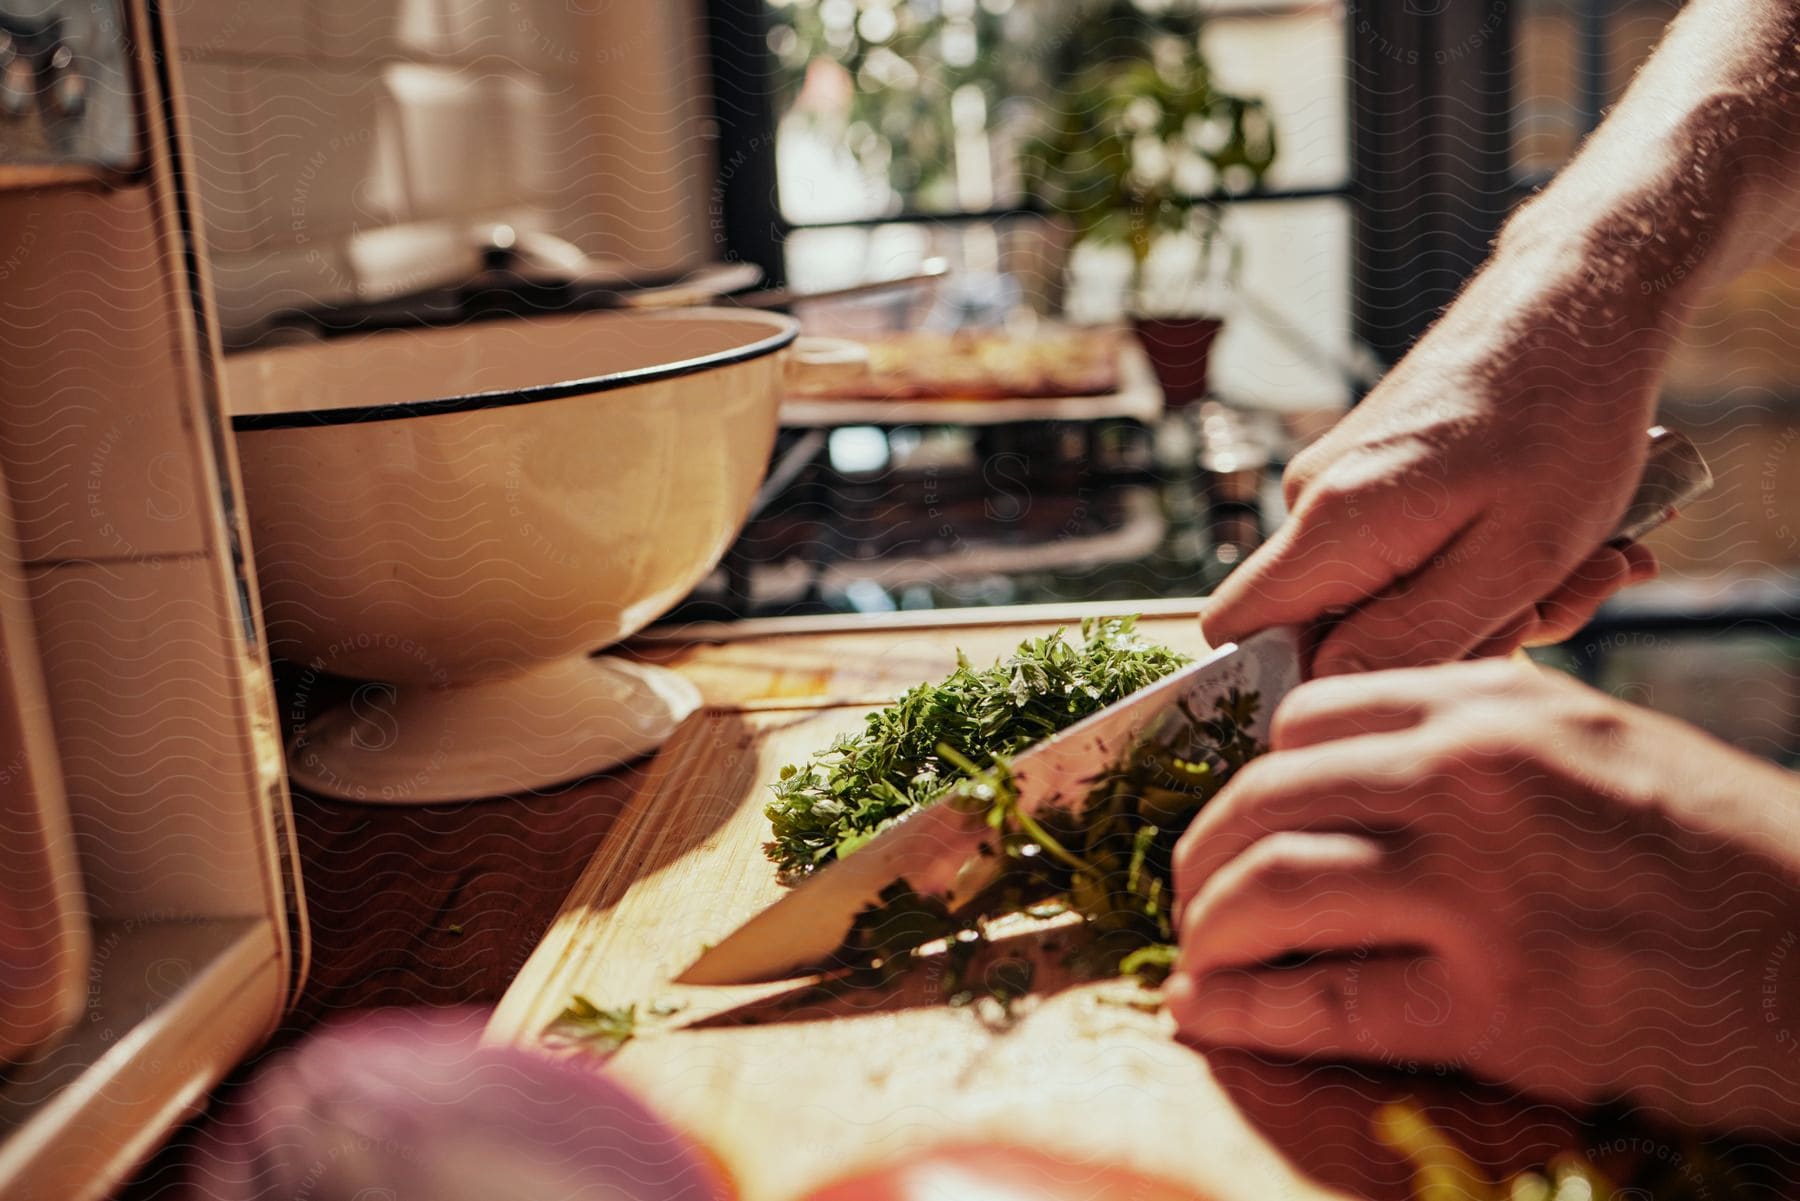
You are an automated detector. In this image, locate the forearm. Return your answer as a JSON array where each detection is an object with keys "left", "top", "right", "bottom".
[
  {"left": 1203, "top": 4, "right": 1800, "bottom": 656},
  {"left": 1499, "top": 0, "right": 1800, "bottom": 322}
]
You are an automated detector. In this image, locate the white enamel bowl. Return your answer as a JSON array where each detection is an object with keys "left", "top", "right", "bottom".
[{"left": 228, "top": 308, "right": 796, "bottom": 803}]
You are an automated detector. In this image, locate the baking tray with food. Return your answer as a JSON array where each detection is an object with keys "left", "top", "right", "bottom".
[{"left": 780, "top": 325, "right": 1165, "bottom": 428}]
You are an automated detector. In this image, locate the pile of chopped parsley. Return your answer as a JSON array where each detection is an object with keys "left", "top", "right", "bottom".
[
  {"left": 766, "top": 616, "right": 1194, "bottom": 875},
  {"left": 764, "top": 616, "right": 1265, "bottom": 988}
]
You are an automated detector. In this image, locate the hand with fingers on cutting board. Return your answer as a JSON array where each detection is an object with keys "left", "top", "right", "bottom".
[
  {"left": 1175, "top": 0, "right": 1800, "bottom": 1135},
  {"left": 1168, "top": 659, "right": 1800, "bottom": 1132}
]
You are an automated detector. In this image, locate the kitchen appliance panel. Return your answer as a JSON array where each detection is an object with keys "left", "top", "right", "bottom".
[
  {"left": 172, "top": 59, "right": 256, "bottom": 255},
  {"left": 0, "top": 185, "right": 211, "bottom": 563},
  {"left": 0, "top": 0, "right": 302, "bottom": 1195},
  {"left": 0, "top": 0, "right": 137, "bottom": 168},
  {"left": 25, "top": 556, "right": 278, "bottom": 921},
  {"left": 0, "top": 462, "right": 86, "bottom": 1066}
]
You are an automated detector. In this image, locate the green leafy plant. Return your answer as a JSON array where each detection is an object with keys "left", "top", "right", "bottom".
[
  {"left": 766, "top": 0, "right": 1046, "bottom": 212},
  {"left": 1021, "top": 2, "right": 1277, "bottom": 281}
]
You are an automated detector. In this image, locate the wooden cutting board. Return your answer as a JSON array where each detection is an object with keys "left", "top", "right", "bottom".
[{"left": 488, "top": 609, "right": 1581, "bottom": 1201}]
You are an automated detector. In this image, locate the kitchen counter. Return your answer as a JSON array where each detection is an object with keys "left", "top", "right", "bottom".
[{"left": 121, "top": 603, "right": 1789, "bottom": 1199}]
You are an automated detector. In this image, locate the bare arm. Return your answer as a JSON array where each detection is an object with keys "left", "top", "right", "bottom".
[
  {"left": 1517, "top": 0, "right": 1800, "bottom": 302},
  {"left": 1202, "top": 1, "right": 1800, "bottom": 673}
]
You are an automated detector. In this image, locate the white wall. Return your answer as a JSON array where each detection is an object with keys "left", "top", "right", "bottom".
[{"left": 170, "top": 1, "right": 715, "bottom": 334}]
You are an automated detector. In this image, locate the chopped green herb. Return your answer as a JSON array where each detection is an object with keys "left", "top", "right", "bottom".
[
  {"left": 1117, "top": 943, "right": 1180, "bottom": 986},
  {"left": 844, "top": 880, "right": 963, "bottom": 973},
  {"left": 545, "top": 996, "right": 636, "bottom": 1052},
  {"left": 768, "top": 617, "right": 1265, "bottom": 994},
  {"left": 987, "top": 957, "right": 1036, "bottom": 1008},
  {"left": 1375, "top": 1100, "right": 1754, "bottom": 1201},
  {"left": 954, "top": 685, "right": 1259, "bottom": 984},
  {"left": 765, "top": 617, "right": 1193, "bottom": 877},
  {"left": 1028, "top": 686, "right": 1262, "bottom": 979}
]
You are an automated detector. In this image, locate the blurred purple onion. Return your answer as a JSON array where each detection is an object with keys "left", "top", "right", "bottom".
[{"left": 186, "top": 1008, "right": 732, "bottom": 1201}]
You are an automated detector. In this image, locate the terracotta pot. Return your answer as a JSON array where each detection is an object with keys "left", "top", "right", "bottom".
[{"left": 1131, "top": 314, "right": 1224, "bottom": 409}]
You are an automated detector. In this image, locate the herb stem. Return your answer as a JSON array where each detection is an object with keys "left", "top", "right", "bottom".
[{"left": 1008, "top": 805, "right": 1092, "bottom": 876}]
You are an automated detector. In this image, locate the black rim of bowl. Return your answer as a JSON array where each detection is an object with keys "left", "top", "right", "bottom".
[{"left": 229, "top": 312, "right": 800, "bottom": 432}]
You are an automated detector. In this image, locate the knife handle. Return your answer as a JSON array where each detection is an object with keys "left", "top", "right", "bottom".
[{"left": 1607, "top": 425, "right": 1713, "bottom": 546}]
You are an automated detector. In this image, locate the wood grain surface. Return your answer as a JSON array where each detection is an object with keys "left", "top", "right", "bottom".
[
  {"left": 488, "top": 613, "right": 1590, "bottom": 1201},
  {"left": 628, "top": 610, "right": 1213, "bottom": 712}
]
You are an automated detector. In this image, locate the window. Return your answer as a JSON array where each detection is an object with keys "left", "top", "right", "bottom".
[{"left": 744, "top": 0, "right": 1359, "bottom": 412}]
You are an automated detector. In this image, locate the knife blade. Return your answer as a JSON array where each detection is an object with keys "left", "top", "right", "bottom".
[
  {"left": 675, "top": 426, "right": 1714, "bottom": 987},
  {"left": 674, "top": 627, "right": 1304, "bottom": 986}
]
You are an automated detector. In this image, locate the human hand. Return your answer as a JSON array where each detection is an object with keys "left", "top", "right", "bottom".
[
  {"left": 1202, "top": 248, "right": 1670, "bottom": 675},
  {"left": 1167, "top": 660, "right": 1800, "bottom": 1132}
]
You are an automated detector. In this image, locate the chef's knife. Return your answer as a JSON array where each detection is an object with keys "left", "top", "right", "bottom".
[
  {"left": 676, "top": 626, "right": 1303, "bottom": 986},
  {"left": 675, "top": 426, "right": 1712, "bottom": 987}
]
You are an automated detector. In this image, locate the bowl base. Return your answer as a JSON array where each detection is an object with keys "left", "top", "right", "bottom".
[{"left": 286, "top": 655, "right": 702, "bottom": 804}]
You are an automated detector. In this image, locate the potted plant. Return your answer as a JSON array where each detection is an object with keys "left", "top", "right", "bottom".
[
  {"left": 1022, "top": 3, "right": 1278, "bottom": 407},
  {"left": 763, "top": 1, "right": 1047, "bottom": 218}
]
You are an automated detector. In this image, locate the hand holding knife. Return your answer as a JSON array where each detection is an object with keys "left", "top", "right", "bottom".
[{"left": 678, "top": 427, "right": 1711, "bottom": 987}]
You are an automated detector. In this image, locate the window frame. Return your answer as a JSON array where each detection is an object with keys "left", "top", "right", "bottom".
[{"left": 699, "top": 0, "right": 1519, "bottom": 366}]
